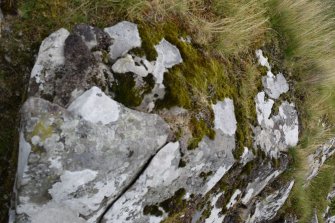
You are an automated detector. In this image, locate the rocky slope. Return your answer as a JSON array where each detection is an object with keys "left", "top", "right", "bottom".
[{"left": 9, "top": 21, "right": 307, "bottom": 223}]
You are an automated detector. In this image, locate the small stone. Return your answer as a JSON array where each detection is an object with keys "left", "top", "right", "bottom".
[{"left": 104, "top": 21, "right": 141, "bottom": 61}]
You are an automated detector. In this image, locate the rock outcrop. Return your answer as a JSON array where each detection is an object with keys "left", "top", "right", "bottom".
[{"left": 11, "top": 22, "right": 298, "bottom": 223}]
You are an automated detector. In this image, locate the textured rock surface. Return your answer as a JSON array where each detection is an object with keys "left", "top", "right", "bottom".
[
  {"left": 104, "top": 21, "right": 141, "bottom": 61},
  {"left": 247, "top": 180, "right": 294, "bottom": 223},
  {"left": 15, "top": 89, "right": 170, "bottom": 223},
  {"left": 12, "top": 22, "right": 298, "bottom": 223},
  {"left": 254, "top": 50, "right": 299, "bottom": 158},
  {"left": 103, "top": 98, "right": 236, "bottom": 222},
  {"left": 306, "top": 138, "right": 335, "bottom": 183}
]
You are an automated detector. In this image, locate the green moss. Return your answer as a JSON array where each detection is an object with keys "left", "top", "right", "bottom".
[
  {"left": 111, "top": 72, "right": 143, "bottom": 107},
  {"left": 200, "top": 171, "right": 213, "bottom": 181},
  {"left": 143, "top": 205, "right": 163, "bottom": 217},
  {"left": 159, "top": 188, "right": 186, "bottom": 215},
  {"left": 178, "top": 159, "right": 187, "bottom": 168},
  {"left": 31, "top": 121, "right": 53, "bottom": 142}
]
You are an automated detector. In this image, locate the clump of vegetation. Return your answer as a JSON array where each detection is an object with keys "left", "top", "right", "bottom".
[
  {"left": 159, "top": 188, "right": 187, "bottom": 215},
  {"left": 143, "top": 204, "right": 163, "bottom": 217}
]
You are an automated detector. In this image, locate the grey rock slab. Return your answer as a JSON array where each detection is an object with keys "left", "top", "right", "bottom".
[
  {"left": 306, "top": 138, "right": 335, "bottom": 183},
  {"left": 256, "top": 49, "right": 271, "bottom": 70},
  {"left": 112, "top": 54, "right": 153, "bottom": 77},
  {"left": 246, "top": 180, "right": 294, "bottom": 223},
  {"left": 212, "top": 99, "right": 237, "bottom": 136},
  {"left": 254, "top": 98, "right": 299, "bottom": 158},
  {"left": 29, "top": 28, "right": 70, "bottom": 97},
  {"left": 104, "top": 21, "right": 141, "bottom": 61},
  {"left": 241, "top": 164, "right": 283, "bottom": 205},
  {"left": 67, "top": 86, "right": 120, "bottom": 125},
  {"left": 153, "top": 38, "right": 183, "bottom": 85},
  {"left": 102, "top": 101, "right": 236, "bottom": 222},
  {"left": 263, "top": 71, "right": 289, "bottom": 100},
  {"left": 14, "top": 87, "right": 170, "bottom": 223}
]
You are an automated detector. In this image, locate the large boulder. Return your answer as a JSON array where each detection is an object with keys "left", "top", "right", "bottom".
[{"left": 15, "top": 87, "right": 170, "bottom": 223}]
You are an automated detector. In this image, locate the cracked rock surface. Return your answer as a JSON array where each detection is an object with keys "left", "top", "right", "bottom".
[{"left": 12, "top": 22, "right": 299, "bottom": 223}]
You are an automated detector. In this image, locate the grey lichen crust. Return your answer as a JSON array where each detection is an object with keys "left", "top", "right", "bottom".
[
  {"left": 13, "top": 22, "right": 299, "bottom": 223},
  {"left": 16, "top": 91, "right": 170, "bottom": 223}
]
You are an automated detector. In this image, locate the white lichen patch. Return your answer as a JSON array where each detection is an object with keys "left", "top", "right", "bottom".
[
  {"left": 49, "top": 169, "right": 98, "bottom": 203},
  {"left": 212, "top": 98, "right": 237, "bottom": 136},
  {"left": 240, "top": 147, "right": 254, "bottom": 166},
  {"left": 104, "top": 21, "right": 141, "bottom": 61},
  {"left": 68, "top": 86, "right": 120, "bottom": 125}
]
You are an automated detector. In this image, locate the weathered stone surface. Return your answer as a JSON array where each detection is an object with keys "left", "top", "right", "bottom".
[
  {"left": 241, "top": 163, "right": 284, "bottom": 205},
  {"left": 254, "top": 50, "right": 298, "bottom": 159},
  {"left": 104, "top": 21, "right": 141, "bottom": 61},
  {"left": 256, "top": 49, "right": 271, "bottom": 70},
  {"left": 153, "top": 38, "right": 183, "bottom": 85},
  {"left": 306, "top": 138, "right": 335, "bottom": 183},
  {"left": 67, "top": 87, "right": 120, "bottom": 125},
  {"left": 212, "top": 99, "right": 237, "bottom": 136},
  {"left": 14, "top": 87, "right": 171, "bottom": 223},
  {"left": 254, "top": 99, "right": 299, "bottom": 158},
  {"left": 262, "top": 71, "right": 289, "bottom": 100},
  {"left": 246, "top": 180, "right": 294, "bottom": 223},
  {"left": 102, "top": 98, "right": 236, "bottom": 222},
  {"left": 29, "top": 28, "right": 70, "bottom": 97},
  {"left": 112, "top": 54, "right": 153, "bottom": 77}
]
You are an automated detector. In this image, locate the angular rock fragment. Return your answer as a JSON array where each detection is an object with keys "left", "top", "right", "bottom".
[
  {"left": 212, "top": 99, "right": 237, "bottom": 136},
  {"left": 306, "top": 138, "right": 335, "bottom": 183},
  {"left": 262, "top": 72, "right": 289, "bottom": 100},
  {"left": 29, "top": 28, "right": 70, "bottom": 97},
  {"left": 153, "top": 38, "right": 183, "bottom": 85},
  {"left": 112, "top": 54, "right": 153, "bottom": 77},
  {"left": 102, "top": 98, "right": 236, "bottom": 222},
  {"left": 254, "top": 94, "right": 298, "bottom": 158},
  {"left": 104, "top": 21, "right": 141, "bottom": 61},
  {"left": 246, "top": 181, "right": 294, "bottom": 223},
  {"left": 14, "top": 87, "right": 170, "bottom": 223}
]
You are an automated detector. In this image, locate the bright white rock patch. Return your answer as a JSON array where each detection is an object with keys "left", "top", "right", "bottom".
[
  {"left": 153, "top": 38, "right": 183, "bottom": 85},
  {"left": 212, "top": 98, "right": 237, "bottom": 136},
  {"left": 104, "top": 21, "right": 141, "bottom": 61},
  {"left": 262, "top": 72, "right": 289, "bottom": 100},
  {"left": 256, "top": 49, "right": 271, "bottom": 70},
  {"left": 68, "top": 86, "right": 120, "bottom": 125},
  {"left": 255, "top": 92, "right": 274, "bottom": 128},
  {"left": 49, "top": 169, "right": 98, "bottom": 202}
]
